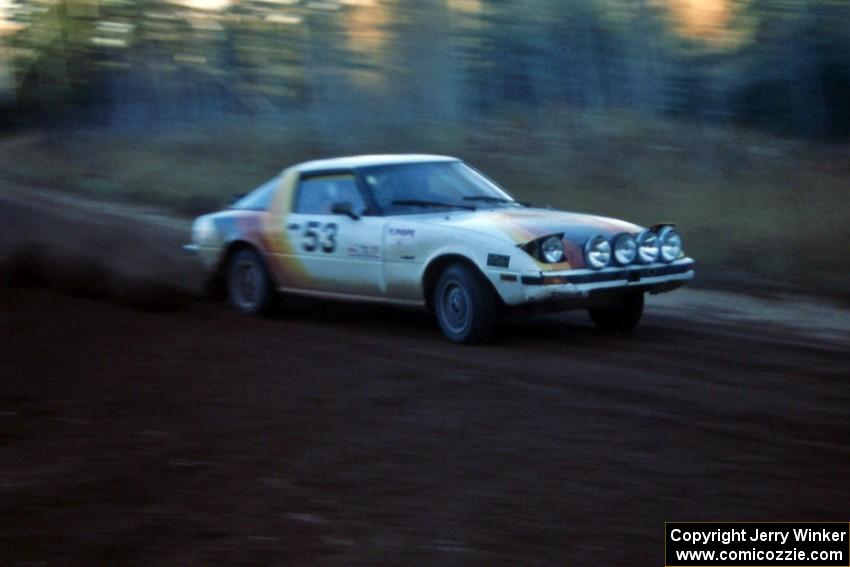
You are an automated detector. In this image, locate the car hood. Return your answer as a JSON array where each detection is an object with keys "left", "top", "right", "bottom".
[{"left": 423, "top": 207, "right": 643, "bottom": 246}]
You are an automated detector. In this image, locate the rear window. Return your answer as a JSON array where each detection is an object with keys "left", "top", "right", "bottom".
[{"left": 231, "top": 177, "right": 279, "bottom": 210}]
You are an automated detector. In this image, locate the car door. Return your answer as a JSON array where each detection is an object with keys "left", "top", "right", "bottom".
[{"left": 285, "top": 172, "right": 386, "bottom": 297}]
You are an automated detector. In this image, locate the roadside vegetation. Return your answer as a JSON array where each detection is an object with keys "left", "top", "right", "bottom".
[
  {"left": 1, "top": 112, "right": 847, "bottom": 297},
  {"left": 2, "top": 0, "right": 848, "bottom": 298}
]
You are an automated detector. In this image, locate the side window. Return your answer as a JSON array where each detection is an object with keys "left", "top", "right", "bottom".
[{"left": 294, "top": 174, "right": 366, "bottom": 215}]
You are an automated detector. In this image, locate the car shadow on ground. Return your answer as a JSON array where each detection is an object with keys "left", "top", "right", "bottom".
[
  {"left": 273, "top": 292, "right": 682, "bottom": 347},
  {"left": 0, "top": 239, "right": 692, "bottom": 348}
]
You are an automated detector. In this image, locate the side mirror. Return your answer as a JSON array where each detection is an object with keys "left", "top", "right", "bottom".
[{"left": 331, "top": 201, "right": 360, "bottom": 220}]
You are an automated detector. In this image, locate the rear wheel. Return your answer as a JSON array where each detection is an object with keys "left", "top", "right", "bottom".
[
  {"left": 226, "top": 248, "right": 276, "bottom": 315},
  {"left": 434, "top": 263, "right": 497, "bottom": 344},
  {"left": 588, "top": 292, "right": 644, "bottom": 333}
]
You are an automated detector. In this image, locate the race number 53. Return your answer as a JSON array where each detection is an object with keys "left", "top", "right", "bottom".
[{"left": 302, "top": 221, "right": 338, "bottom": 253}]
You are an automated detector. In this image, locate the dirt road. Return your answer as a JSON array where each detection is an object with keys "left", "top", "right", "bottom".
[{"left": 2, "top": 184, "right": 849, "bottom": 565}]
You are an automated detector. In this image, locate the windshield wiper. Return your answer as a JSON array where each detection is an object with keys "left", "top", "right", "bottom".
[
  {"left": 463, "top": 196, "right": 529, "bottom": 206},
  {"left": 391, "top": 199, "right": 475, "bottom": 210}
]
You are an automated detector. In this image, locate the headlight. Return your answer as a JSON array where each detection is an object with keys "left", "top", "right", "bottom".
[
  {"left": 658, "top": 226, "right": 683, "bottom": 263},
  {"left": 540, "top": 235, "right": 564, "bottom": 263},
  {"left": 612, "top": 233, "right": 637, "bottom": 265},
  {"left": 584, "top": 234, "right": 611, "bottom": 269},
  {"left": 636, "top": 229, "right": 659, "bottom": 263}
]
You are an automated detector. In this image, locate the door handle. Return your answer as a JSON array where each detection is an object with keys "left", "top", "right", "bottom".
[{"left": 286, "top": 223, "right": 301, "bottom": 231}]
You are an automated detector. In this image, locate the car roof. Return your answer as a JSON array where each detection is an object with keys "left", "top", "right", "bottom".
[{"left": 291, "top": 154, "right": 459, "bottom": 174}]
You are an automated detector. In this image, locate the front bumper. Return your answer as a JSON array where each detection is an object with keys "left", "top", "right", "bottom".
[{"left": 509, "top": 258, "right": 695, "bottom": 306}]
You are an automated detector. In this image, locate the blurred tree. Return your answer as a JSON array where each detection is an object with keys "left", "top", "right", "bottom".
[
  {"left": 11, "top": 0, "right": 100, "bottom": 119},
  {"left": 1, "top": 0, "right": 848, "bottom": 139}
]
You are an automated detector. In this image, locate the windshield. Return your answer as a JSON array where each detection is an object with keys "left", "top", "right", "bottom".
[{"left": 361, "top": 161, "right": 518, "bottom": 216}]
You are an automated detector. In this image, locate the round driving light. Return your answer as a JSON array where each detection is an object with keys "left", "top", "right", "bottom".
[
  {"left": 541, "top": 235, "right": 564, "bottom": 263},
  {"left": 636, "top": 230, "right": 659, "bottom": 264},
  {"left": 658, "top": 227, "right": 683, "bottom": 263},
  {"left": 584, "top": 234, "right": 611, "bottom": 269},
  {"left": 612, "top": 233, "right": 637, "bottom": 265}
]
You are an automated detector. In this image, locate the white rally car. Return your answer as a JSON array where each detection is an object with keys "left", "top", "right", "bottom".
[{"left": 186, "top": 155, "right": 694, "bottom": 343}]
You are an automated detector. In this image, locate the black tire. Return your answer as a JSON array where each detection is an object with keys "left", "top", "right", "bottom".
[
  {"left": 434, "top": 263, "right": 497, "bottom": 344},
  {"left": 588, "top": 292, "right": 644, "bottom": 333},
  {"left": 225, "top": 248, "right": 276, "bottom": 316}
]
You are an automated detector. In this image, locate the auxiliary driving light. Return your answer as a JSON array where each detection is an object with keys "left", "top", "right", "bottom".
[
  {"left": 636, "top": 229, "right": 659, "bottom": 264},
  {"left": 584, "top": 234, "right": 611, "bottom": 269},
  {"left": 612, "top": 233, "right": 638, "bottom": 265},
  {"left": 657, "top": 226, "right": 683, "bottom": 263}
]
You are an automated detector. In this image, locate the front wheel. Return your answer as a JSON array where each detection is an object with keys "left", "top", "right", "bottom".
[
  {"left": 226, "top": 248, "right": 276, "bottom": 316},
  {"left": 434, "top": 264, "right": 497, "bottom": 344},
  {"left": 588, "top": 292, "right": 644, "bottom": 333}
]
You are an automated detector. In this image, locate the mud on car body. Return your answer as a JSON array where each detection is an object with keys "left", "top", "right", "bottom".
[{"left": 185, "top": 154, "right": 694, "bottom": 343}]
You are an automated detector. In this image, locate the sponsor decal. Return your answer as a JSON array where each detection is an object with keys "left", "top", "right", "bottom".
[
  {"left": 389, "top": 227, "right": 415, "bottom": 245},
  {"left": 487, "top": 253, "right": 510, "bottom": 268},
  {"left": 346, "top": 244, "right": 381, "bottom": 258}
]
